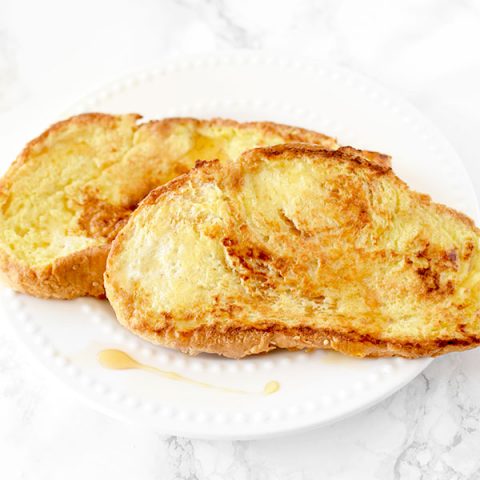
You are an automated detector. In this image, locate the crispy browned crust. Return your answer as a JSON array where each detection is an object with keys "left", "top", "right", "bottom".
[
  {"left": 0, "top": 245, "right": 109, "bottom": 299},
  {"left": 117, "top": 321, "right": 480, "bottom": 359},
  {"left": 105, "top": 144, "right": 480, "bottom": 359},
  {"left": 142, "top": 116, "right": 338, "bottom": 148},
  {"left": 0, "top": 114, "right": 339, "bottom": 299}
]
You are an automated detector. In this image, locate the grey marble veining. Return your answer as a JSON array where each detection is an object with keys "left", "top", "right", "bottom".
[{"left": 1, "top": 1, "right": 480, "bottom": 478}]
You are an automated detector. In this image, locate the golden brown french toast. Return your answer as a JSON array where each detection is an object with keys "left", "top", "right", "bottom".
[
  {"left": 105, "top": 144, "right": 480, "bottom": 358},
  {"left": 0, "top": 114, "right": 338, "bottom": 299}
]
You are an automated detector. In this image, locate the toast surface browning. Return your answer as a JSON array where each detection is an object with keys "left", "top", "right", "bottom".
[
  {"left": 105, "top": 145, "right": 480, "bottom": 358},
  {"left": 0, "top": 114, "right": 337, "bottom": 298}
]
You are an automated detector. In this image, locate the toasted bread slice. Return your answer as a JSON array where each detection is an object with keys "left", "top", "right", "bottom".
[
  {"left": 0, "top": 114, "right": 341, "bottom": 299},
  {"left": 105, "top": 144, "right": 480, "bottom": 359}
]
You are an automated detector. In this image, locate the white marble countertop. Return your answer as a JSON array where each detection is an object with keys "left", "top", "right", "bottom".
[{"left": 1, "top": 1, "right": 480, "bottom": 478}]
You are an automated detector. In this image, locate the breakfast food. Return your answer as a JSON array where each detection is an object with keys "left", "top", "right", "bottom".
[
  {"left": 0, "top": 114, "right": 339, "bottom": 299},
  {"left": 105, "top": 144, "right": 480, "bottom": 358}
]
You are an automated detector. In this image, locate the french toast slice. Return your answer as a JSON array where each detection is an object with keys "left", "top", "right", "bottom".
[
  {"left": 105, "top": 144, "right": 480, "bottom": 358},
  {"left": 0, "top": 114, "right": 339, "bottom": 299}
]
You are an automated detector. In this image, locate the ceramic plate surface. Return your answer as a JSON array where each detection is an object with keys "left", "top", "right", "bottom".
[{"left": 2, "top": 52, "right": 479, "bottom": 439}]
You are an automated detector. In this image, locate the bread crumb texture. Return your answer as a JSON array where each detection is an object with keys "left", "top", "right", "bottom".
[
  {"left": 105, "top": 145, "right": 480, "bottom": 358},
  {"left": 0, "top": 114, "right": 336, "bottom": 298}
]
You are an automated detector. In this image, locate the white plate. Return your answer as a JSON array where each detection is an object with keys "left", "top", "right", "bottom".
[{"left": 2, "top": 52, "right": 479, "bottom": 440}]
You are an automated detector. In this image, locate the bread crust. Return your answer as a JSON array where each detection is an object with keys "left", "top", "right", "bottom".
[
  {"left": 116, "top": 321, "right": 480, "bottom": 359},
  {"left": 0, "top": 114, "right": 339, "bottom": 299},
  {"left": 105, "top": 144, "right": 480, "bottom": 359},
  {"left": 0, "top": 245, "right": 108, "bottom": 299},
  {"left": 142, "top": 116, "right": 339, "bottom": 149}
]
